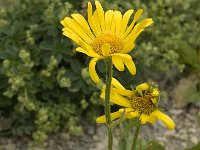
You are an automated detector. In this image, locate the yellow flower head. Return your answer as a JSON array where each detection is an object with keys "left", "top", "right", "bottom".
[
  {"left": 60, "top": 0, "right": 153, "bottom": 83},
  {"left": 97, "top": 78, "right": 175, "bottom": 130}
]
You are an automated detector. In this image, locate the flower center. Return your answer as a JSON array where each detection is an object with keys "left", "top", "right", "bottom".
[
  {"left": 130, "top": 94, "right": 156, "bottom": 115},
  {"left": 91, "top": 34, "right": 124, "bottom": 56}
]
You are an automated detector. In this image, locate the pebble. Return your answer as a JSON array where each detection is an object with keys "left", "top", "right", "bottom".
[{"left": 191, "top": 136, "right": 198, "bottom": 144}]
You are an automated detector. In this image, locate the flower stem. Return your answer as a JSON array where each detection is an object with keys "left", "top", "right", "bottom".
[
  {"left": 131, "top": 124, "right": 141, "bottom": 150},
  {"left": 104, "top": 57, "right": 113, "bottom": 150}
]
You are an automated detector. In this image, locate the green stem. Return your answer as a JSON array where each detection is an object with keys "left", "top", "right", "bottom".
[
  {"left": 131, "top": 124, "right": 141, "bottom": 150},
  {"left": 104, "top": 57, "right": 113, "bottom": 150}
]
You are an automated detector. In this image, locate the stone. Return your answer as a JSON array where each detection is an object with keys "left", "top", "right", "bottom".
[
  {"left": 172, "top": 74, "right": 198, "bottom": 108},
  {"left": 191, "top": 136, "right": 198, "bottom": 144}
]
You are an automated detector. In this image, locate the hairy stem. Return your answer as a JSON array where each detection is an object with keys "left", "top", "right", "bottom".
[{"left": 104, "top": 57, "right": 113, "bottom": 150}]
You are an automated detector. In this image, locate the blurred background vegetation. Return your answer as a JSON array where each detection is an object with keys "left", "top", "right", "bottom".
[{"left": 0, "top": 0, "right": 199, "bottom": 148}]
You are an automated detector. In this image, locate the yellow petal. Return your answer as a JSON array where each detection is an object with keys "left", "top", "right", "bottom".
[
  {"left": 119, "top": 108, "right": 138, "bottom": 119},
  {"left": 112, "top": 55, "right": 125, "bottom": 71},
  {"left": 153, "top": 110, "right": 176, "bottom": 130},
  {"left": 123, "top": 9, "right": 143, "bottom": 39},
  {"left": 71, "top": 14, "right": 95, "bottom": 39},
  {"left": 151, "top": 98, "right": 157, "bottom": 104},
  {"left": 136, "top": 83, "right": 149, "bottom": 91},
  {"left": 101, "top": 43, "right": 110, "bottom": 56},
  {"left": 62, "top": 30, "right": 80, "bottom": 45},
  {"left": 111, "top": 78, "right": 125, "bottom": 90},
  {"left": 140, "top": 114, "right": 149, "bottom": 124},
  {"left": 110, "top": 14, "right": 116, "bottom": 34},
  {"left": 87, "top": 2, "right": 99, "bottom": 36},
  {"left": 111, "top": 94, "right": 132, "bottom": 107},
  {"left": 136, "top": 18, "right": 153, "bottom": 31},
  {"left": 95, "top": 0, "right": 105, "bottom": 32},
  {"left": 113, "top": 88, "right": 134, "bottom": 97},
  {"left": 123, "top": 58, "right": 136, "bottom": 75},
  {"left": 119, "top": 108, "right": 135, "bottom": 113},
  {"left": 122, "top": 42, "right": 135, "bottom": 54},
  {"left": 100, "top": 91, "right": 105, "bottom": 99},
  {"left": 121, "top": 9, "right": 134, "bottom": 34},
  {"left": 126, "top": 111, "right": 139, "bottom": 119},
  {"left": 89, "top": 57, "right": 101, "bottom": 83},
  {"left": 114, "top": 11, "right": 122, "bottom": 34},
  {"left": 151, "top": 89, "right": 159, "bottom": 97},
  {"left": 105, "top": 10, "right": 114, "bottom": 33},
  {"left": 111, "top": 53, "right": 132, "bottom": 60},
  {"left": 63, "top": 17, "right": 93, "bottom": 44},
  {"left": 76, "top": 47, "right": 101, "bottom": 58},
  {"left": 147, "top": 113, "right": 157, "bottom": 124},
  {"left": 124, "top": 28, "right": 144, "bottom": 44},
  {"left": 96, "top": 111, "right": 121, "bottom": 124},
  {"left": 93, "top": 10, "right": 102, "bottom": 34}
]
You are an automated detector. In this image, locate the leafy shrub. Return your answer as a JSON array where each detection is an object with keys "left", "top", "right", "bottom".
[
  {"left": 0, "top": 0, "right": 101, "bottom": 142},
  {"left": 0, "top": 0, "right": 199, "bottom": 142}
]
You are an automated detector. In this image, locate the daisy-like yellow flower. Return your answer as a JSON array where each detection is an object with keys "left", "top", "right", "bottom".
[
  {"left": 96, "top": 78, "right": 175, "bottom": 130},
  {"left": 60, "top": 0, "right": 153, "bottom": 83}
]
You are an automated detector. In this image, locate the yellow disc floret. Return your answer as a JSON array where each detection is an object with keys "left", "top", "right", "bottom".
[
  {"left": 91, "top": 34, "right": 124, "bottom": 56},
  {"left": 130, "top": 94, "right": 156, "bottom": 115}
]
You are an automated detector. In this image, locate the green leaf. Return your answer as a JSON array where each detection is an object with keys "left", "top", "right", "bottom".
[
  {"left": 146, "top": 141, "right": 165, "bottom": 150},
  {"left": 70, "top": 59, "right": 82, "bottom": 74},
  {"left": 177, "top": 41, "right": 199, "bottom": 69}
]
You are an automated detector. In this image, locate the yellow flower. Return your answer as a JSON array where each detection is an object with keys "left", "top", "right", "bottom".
[
  {"left": 97, "top": 79, "right": 175, "bottom": 130},
  {"left": 60, "top": 0, "right": 153, "bottom": 83}
]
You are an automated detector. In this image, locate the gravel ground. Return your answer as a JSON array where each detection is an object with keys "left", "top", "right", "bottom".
[{"left": 0, "top": 104, "right": 199, "bottom": 150}]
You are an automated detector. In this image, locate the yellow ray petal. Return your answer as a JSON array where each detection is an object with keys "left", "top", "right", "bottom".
[
  {"left": 105, "top": 10, "right": 114, "bottom": 33},
  {"left": 76, "top": 47, "right": 101, "bottom": 58},
  {"left": 63, "top": 28, "right": 89, "bottom": 48},
  {"left": 123, "top": 9, "right": 143, "bottom": 39},
  {"left": 63, "top": 17, "right": 93, "bottom": 44},
  {"left": 101, "top": 43, "right": 110, "bottom": 56},
  {"left": 89, "top": 57, "right": 101, "bottom": 83},
  {"left": 111, "top": 94, "right": 132, "bottom": 107},
  {"left": 87, "top": 2, "right": 99, "bottom": 36},
  {"left": 100, "top": 92, "right": 131, "bottom": 107},
  {"left": 111, "top": 78, "right": 125, "bottom": 90},
  {"left": 147, "top": 113, "right": 157, "bottom": 124},
  {"left": 71, "top": 14, "right": 95, "bottom": 39},
  {"left": 113, "top": 88, "right": 134, "bottom": 97},
  {"left": 60, "top": 20, "right": 66, "bottom": 26},
  {"left": 95, "top": 0, "right": 105, "bottom": 32},
  {"left": 93, "top": 10, "right": 102, "bottom": 34},
  {"left": 110, "top": 14, "right": 116, "bottom": 34},
  {"left": 136, "top": 18, "right": 153, "bottom": 31},
  {"left": 111, "top": 53, "right": 132, "bottom": 60},
  {"left": 151, "top": 89, "right": 159, "bottom": 97},
  {"left": 121, "top": 9, "right": 134, "bottom": 34},
  {"left": 126, "top": 111, "right": 139, "bottom": 119},
  {"left": 153, "top": 110, "right": 175, "bottom": 130},
  {"left": 114, "top": 11, "right": 122, "bottom": 34},
  {"left": 96, "top": 111, "right": 121, "bottom": 124},
  {"left": 119, "top": 108, "right": 135, "bottom": 113},
  {"left": 140, "top": 114, "right": 149, "bottom": 124},
  {"left": 112, "top": 55, "right": 125, "bottom": 71},
  {"left": 62, "top": 30, "right": 80, "bottom": 45},
  {"left": 122, "top": 58, "right": 136, "bottom": 75},
  {"left": 136, "top": 83, "right": 149, "bottom": 91},
  {"left": 119, "top": 108, "right": 138, "bottom": 119},
  {"left": 124, "top": 28, "right": 144, "bottom": 44},
  {"left": 122, "top": 42, "right": 135, "bottom": 54}
]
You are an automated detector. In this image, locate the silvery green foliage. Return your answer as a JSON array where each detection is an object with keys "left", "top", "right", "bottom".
[{"left": 0, "top": 0, "right": 100, "bottom": 142}]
